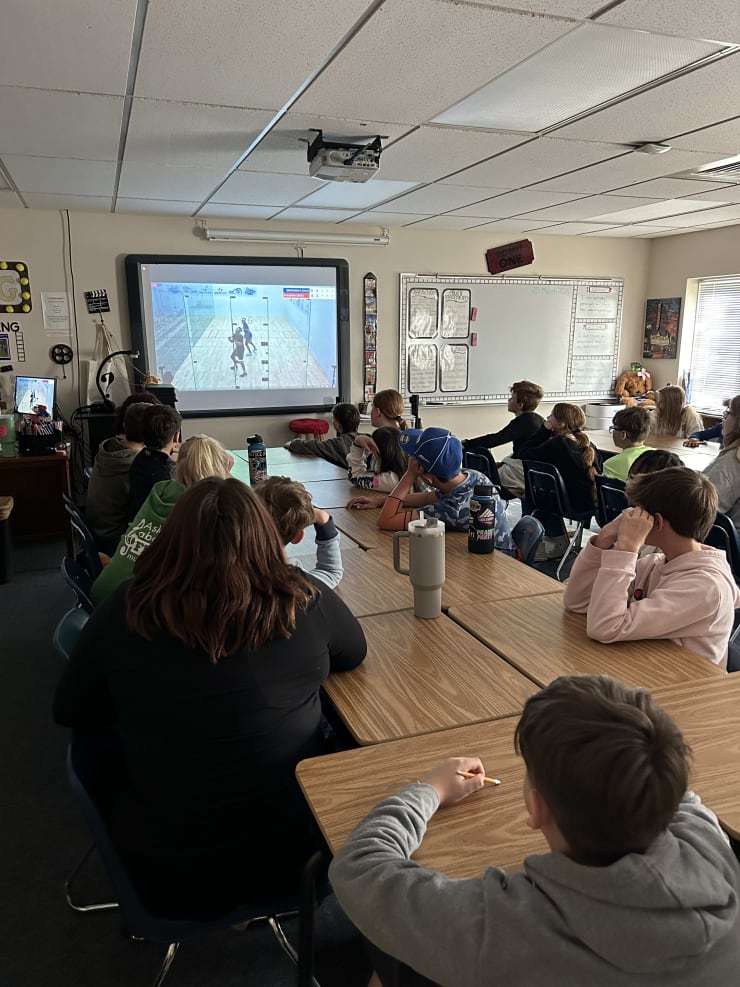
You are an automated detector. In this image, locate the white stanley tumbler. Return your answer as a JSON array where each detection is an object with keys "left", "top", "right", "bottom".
[{"left": 392, "top": 514, "right": 446, "bottom": 619}]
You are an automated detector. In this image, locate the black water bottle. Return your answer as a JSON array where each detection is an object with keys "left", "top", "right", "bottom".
[{"left": 468, "top": 483, "right": 496, "bottom": 554}]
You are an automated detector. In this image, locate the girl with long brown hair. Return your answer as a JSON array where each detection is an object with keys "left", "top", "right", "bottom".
[
  {"left": 518, "top": 402, "right": 601, "bottom": 512},
  {"left": 371, "top": 388, "right": 409, "bottom": 430},
  {"left": 703, "top": 394, "right": 740, "bottom": 528},
  {"left": 651, "top": 385, "right": 703, "bottom": 438},
  {"left": 55, "top": 477, "right": 366, "bottom": 918}
]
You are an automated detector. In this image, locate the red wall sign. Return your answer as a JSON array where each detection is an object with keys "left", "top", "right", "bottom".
[{"left": 485, "top": 239, "right": 535, "bottom": 275}]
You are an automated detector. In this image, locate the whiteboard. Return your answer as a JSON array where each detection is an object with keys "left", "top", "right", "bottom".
[{"left": 399, "top": 274, "right": 623, "bottom": 405}]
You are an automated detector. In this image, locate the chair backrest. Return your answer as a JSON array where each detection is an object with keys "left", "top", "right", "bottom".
[
  {"left": 464, "top": 448, "right": 514, "bottom": 499},
  {"left": 595, "top": 474, "right": 628, "bottom": 528},
  {"left": 53, "top": 607, "right": 90, "bottom": 660},
  {"left": 511, "top": 516, "right": 545, "bottom": 566},
  {"left": 61, "top": 556, "right": 95, "bottom": 614},
  {"left": 728, "top": 610, "right": 740, "bottom": 673},
  {"left": 523, "top": 460, "right": 594, "bottom": 524},
  {"left": 63, "top": 499, "right": 103, "bottom": 578},
  {"left": 704, "top": 512, "right": 740, "bottom": 584}
]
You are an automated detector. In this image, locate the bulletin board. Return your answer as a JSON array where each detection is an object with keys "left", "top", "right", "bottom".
[{"left": 399, "top": 273, "right": 624, "bottom": 405}]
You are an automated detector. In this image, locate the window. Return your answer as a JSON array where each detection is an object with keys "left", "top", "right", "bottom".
[{"left": 689, "top": 276, "right": 740, "bottom": 411}]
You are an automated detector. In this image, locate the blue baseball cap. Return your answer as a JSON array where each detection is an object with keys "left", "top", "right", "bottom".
[{"left": 399, "top": 427, "right": 463, "bottom": 480}]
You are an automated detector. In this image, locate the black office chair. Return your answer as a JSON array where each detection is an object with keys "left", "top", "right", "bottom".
[
  {"left": 522, "top": 460, "right": 595, "bottom": 582},
  {"left": 704, "top": 512, "right": 740, "bottom": 584},
  {"left": 63, "top": 494, "right": 103, "bottom": 578},
  {"left": 65, "top": 731, "right": 323, "bottom": 987},
  {"left": 61, "top": 556, "right": 95, "bottom": 615},
  {"left": 53, "top": 606, "right": 90, "bottom": 660},
  {"left": 464, "top": 448, "right": 517, "bottom": 501},
  {"left": 595, "top": 474, "right": 628, "bottom": 528},
  {"left": 511, "top": 516, "right": 545, "bottom": 567}
]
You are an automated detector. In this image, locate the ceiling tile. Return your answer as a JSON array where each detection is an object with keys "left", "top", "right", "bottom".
[
  {"left": 272, "top": 207, "right": 360, "bottom": 223},
  {"left": 464, "top": 219, "right": 561, "bottom": 233},
  {"left": 448, "top": 189, "right": 581, "bottom": 218},
  {"left": 197, "top": 204, "right": 281, "bottom": 220},
  {"left": 2, "top": 156, "right": 116, "bottom": 196},
  {"left": 403, "top": 215, "right": 493, "bottom": 231},
  {"left": 531, "top": 148, "right": 717, "bottom": 194},
  {"left": 373, "top": 184, "right": 498, "bottom": 215},
  {"left": 481, "top": 1, "right": 598, "bottom": 14},
  {"left": 125, "top": 100, "right": 274, "bottom": 172},
  {"left": 118, "top": 163, "right": 229, "bottom": 200},
  {"left": 607, "top": 176, "right": 735, "bottom": 198},
  {"left": 670, "top": 115, "right": 740, "bottom": 154},
  {"left": 377, "top": 128, "right": 529, "bottom": 183},
  {"left": 656, "top": 203, "right": 740, "bottom": 227},
  {"left": 0, "top": 190, "right": 23, "bottom": 208},
  {"left": 587, "top": 198, "right": 729, "bottom": 224},
  {"left": 583, "top": 224, "right": 676, "bottom": 236},
  {"left": 534, "top": 222, "right": 624, "bottom": 234},
  {"left": 115, "top": 199, "right": 201, "bottom": 215},
  {"left": 342, "top": 211, "right": 432, "bottom": 225},
  {"left": 518, "top": 193, "right": 657, "bottom": 221},
  {"left": 209, "top": 171, "right": 326, "bottom": 206},
  {"left": 296, "top": 179, "right": 419, "bottom": 210},
  {"left": 292, "top": 0, "right": 573, "bottom": 124},
  {"left": 680, "top": 186, "right": 740, "bottom": 204},
  {"left": 555, "top": 53, "right": 740, "bottom": 144},
  {"left": 0, "top": 89, "right": 123, "bottom": 159},
  {"left": 444, "top": 137, "right": 628, "bottom": 189},
  {"left": 0, "top": 0, "right": 137, "bottom": 93},
  {"left": 239, "top": 115, "right": 414, "bottom": 176},
  {"left": 598, "top": 1, "right": 740, "bottom": 44},
  {"left": 21, "top": 193, "right": 112, "bottom": 211},
  {"left": 135, "top": 0, "right": 374, "bottom": 106}
]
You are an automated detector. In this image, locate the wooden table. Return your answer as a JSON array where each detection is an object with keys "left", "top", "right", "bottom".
[
  {"left": 331, "top": 506, "right": 393, "bottom": 550},
  {"left": 0, "top": 454, "right": 72, "bottom": 552},
  {"left": 302, "top": 479, "right": 356, "bottom": 509},
  {"left": 298, "top": 675, "right": 740, "bottom": 876},
  {"left": 586, "top": 429, "right": 718, "bottom": 470},
  {"left": 231, "top": 448, "right": 346, "bottom": 482},
  {"left": 335, "top": 541, "right": 561, "bottom": 618},
  {"left": 449, "top": 594, "right": 725, "bottom": 690},
  {"left": 323, "top": 611, "right": 537, "bottom": 745}
]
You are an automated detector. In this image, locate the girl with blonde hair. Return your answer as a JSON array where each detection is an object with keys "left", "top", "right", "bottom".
[
  {"left": 651, "top": 385, "right": 703, "bottom": 438},
  {"left": 703, "top": 394, "right": 740, "bottom": 528},
  {"left": 371, "top": 389, "right": 409, "bottom": 430},
  {"left": 91, "top": 434, "right": 234, "bottom": 604},
  {"left": 518, "top": 402, "right": 601, "bottom": 513}
]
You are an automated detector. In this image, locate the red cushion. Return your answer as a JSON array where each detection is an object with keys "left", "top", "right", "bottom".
[{"left": 289, "top": 418, "right": 330, "bottom": 435}]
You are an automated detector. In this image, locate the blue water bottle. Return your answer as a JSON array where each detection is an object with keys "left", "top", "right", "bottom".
[
  {"left": 468, "top": 483, "right": 495, "bottom": 554},
  {"left": 247, "top": 434, "right": 267, "bottom": 485}
]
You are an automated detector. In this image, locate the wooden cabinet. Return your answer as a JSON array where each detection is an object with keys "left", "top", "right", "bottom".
[{"left": 0, "top": 454, "right": 72, "bottom": 552}]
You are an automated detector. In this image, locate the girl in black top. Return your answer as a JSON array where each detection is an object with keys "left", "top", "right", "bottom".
[{"left": 55, "top": 477, "right": 367, "bottom": 919}]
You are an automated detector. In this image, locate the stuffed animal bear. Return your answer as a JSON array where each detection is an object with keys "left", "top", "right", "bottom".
[{"left": 613, "top": 369, "right": 656, "bottom": 408}]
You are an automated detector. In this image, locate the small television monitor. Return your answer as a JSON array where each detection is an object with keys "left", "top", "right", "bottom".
[
  {"left": 14, "top": 375, "right": 57, "bottom": 415},
  {"left": 125, "top": 254, "right": 350, "bottom": 417}
]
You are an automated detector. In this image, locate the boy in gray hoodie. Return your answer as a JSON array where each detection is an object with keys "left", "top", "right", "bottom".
[{"left": 330, "top": 675, "right": 740, "bottom": 987}]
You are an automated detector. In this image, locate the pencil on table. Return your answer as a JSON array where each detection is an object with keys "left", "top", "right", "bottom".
[{"left": 457, "top": 770, "right": 501, "bottom": 786}]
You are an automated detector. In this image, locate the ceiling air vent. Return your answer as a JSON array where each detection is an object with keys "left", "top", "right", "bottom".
[{"left": 680, "top": 156, "right": 740, "bottom": 184}]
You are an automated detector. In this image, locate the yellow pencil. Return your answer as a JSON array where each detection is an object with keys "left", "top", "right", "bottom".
[{"left": 457, "top": 770, "right": 501, "bottom": 786}]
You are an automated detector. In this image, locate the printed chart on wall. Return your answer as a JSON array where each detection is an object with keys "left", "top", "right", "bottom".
[{"left": 399, "top": 274, "right": 623, "bottom": 405}]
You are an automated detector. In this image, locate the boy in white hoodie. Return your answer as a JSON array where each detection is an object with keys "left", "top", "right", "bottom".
[{"left": 564, "top": 466, "right": 740, "bottom": 667}]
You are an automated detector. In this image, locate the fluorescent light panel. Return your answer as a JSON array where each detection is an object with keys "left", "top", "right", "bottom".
[
  {"left": 432, "top": 22, "right": 727, "bottom": 133},
  {"left": 204, "top": 226, "right": 390, "bottom": 245}
]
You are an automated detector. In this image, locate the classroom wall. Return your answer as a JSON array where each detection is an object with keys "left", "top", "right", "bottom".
[
  {"left": 0, "top": 206, "right": 652, "bottom": 447},
  {"left": 645, "top": 224, "right": 740, "bottom": 392}
]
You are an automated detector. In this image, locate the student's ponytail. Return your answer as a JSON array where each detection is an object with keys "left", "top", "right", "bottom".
[
  {"left": 552, "top": 403, "right": 597, "bottom": 504},
  {"left": 572, "top": 428, "right": 597, "bottom": 504},
  {"left": 396, "top": 414, "right": 409, "bottom": 430}
]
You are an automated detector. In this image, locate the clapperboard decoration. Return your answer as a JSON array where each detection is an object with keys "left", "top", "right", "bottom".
[{"left": 84, "top": 289, "right": 110, "bottom": 314}]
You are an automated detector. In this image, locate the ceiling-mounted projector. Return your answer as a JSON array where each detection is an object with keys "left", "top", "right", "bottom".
[{"left": 307, "top": 129, "right": 383, "bottom": 182}]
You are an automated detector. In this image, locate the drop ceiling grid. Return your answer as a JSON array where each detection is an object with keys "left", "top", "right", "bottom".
[
  {"left": 133, "top": 0, "right": 375, "bottom": 106},
  {"left": 290, "top": 0, "right": 574, "bottom": 124},
  {"left": 1, "top": 157, "right": 117, "bottom": 197},
  {"left": 21, "top": 193, "right": 113, "bottom": 211},
  {"left": 655, "top": 202, "right": 740, "bottom": 227},
  {"left": 530, "top": 147, "right": 719, "bottom": 194},
  {"left": 670, "top": 115, "right": 740, "bottom": 153},
  {"left": 210, "top": 171, "right": 332, "bottom": 206},
  {"left": 290, "top": 178, "right": 420, "bottom": 210},
  {"left": 342, "top": 211, "right": 433, "bottom": 225},
  {"left": 606, "top": 177, "right": 736, "bottom": 199},
  {"left": 272, "top": 207, "right": 361, "bottom": 224},
  {"left": 440, "top": 137, "right": 630, "bottom": 189},
  {"left": 446, "top": 188, "right": 588, "bottom": 218},
  {"left": 472, "top": 1, "right": 599, "bottom": 15},
  {"left": 367, "top": 183, "right": 507, "bottom": 215},
  {"left": 376, "top": 128, "right": 531, "bottom": 183},
  {"left": 598, "top": 0, "right": 740, "bottom": 44},
  {"left": 197, "top": 204, "right": 282, "bottom": 220},
  {"left": 468, "top": 218, "right": 562, "bottom": 233},
  {"left": 508, "top": 193, "right": 662, "bottom": 222},
  {"left": 554, "top": 52, "right": 740, "bottom": 143},
  {"left": 123, "top": 101, "right": 275, "bottom": 172},
  {"left": 0, "top": 0, "right": 138, "bottom": 94},
  {"left": 682, "top": 187, "right": 740, "bottom": 204},
  {"left": 588, "top": 197, "right": 731, "bottom": 223},
  {"left": 0, "top": 89, "right": 124, "bottom": 160},
  {"left": 118, "top": 162, "right": 238, "bottom": 201}
]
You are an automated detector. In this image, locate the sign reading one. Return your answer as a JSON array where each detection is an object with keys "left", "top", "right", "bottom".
[{"left": 485, "top": 239, "right": 534, "bottom": 275}]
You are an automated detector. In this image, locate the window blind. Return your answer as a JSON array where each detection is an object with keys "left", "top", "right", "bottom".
[{"left": 689, "top": 276, "right": 740, "bottom": 411}]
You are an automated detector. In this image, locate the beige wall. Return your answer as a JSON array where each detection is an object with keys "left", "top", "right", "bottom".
[{"left": 0, "top": 207, "right": 652, "bottom": 448}]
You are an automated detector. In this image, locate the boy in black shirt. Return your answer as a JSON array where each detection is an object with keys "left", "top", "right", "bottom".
[{"left": 127, "top": 404, "right": 181, "bottom": 519}]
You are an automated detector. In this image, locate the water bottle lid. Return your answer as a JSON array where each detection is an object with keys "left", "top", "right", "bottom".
[
  {"left": 473, "top": 484, "right": 493, "bottom": 496},
  {"left": 248, "top": 434, "right": 263, "bottom": 444}
]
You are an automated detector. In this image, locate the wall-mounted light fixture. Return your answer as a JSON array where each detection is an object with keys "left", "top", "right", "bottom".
[{"left": 202, "top": 226, "right": 390, "bottom": 246}]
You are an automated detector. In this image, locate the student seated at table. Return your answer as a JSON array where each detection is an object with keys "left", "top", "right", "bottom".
[
  {"left": 702, "top": 395, "right": 740, "bottom": 530},
  {"left": 254, "top": 475, "right": 344, "bottom": 588},
  {"left": 347, "top": 426, "right": 414, "bottom": 492},
  {"left": 54, "top": 477, "right": 366, "bottom": 919},
  {"left": 367, "top": 388, "right": 409, "bottom": 430},
  {"left": 518, "top": 402, "right": 601, "bottom": 514},
  {"left": 602, "top": 406, "right": 652, "bottom": 482},
  {"left": 684, "top": 399, "right": 728, "bottom": 448},
  {"left": 283, "top": 402, "right": 360, "bottom": 468},
  {"left": 86, "top": 392, "right": 162, "bottom": 555},
  {"left": 91, "top": 435, "right": 233, "bottom": 606},
  {"left": 463, "top": 379, "right": 544, "bottom": 495},
  {"left": 627, "top": 448, "right": 684, "bottom": 478},
  {"left": 650, "top": 384, "right": 703, "bottom": 439},
  {"left": 127, "top": 404, "right": 182, "bottom": 520},
  {"left": 348, "top": 427, "right": 513, "bottom": 551},
  {"left": 331, "top": 674, "right": 740, "bottom": 987},
  {"left": 563, "top": 467, "right": 740, "bottom": 667}
]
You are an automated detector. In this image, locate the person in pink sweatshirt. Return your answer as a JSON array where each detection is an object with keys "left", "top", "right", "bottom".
[{"left": 563, "top": 467, "right": 740, "bottom": 668}]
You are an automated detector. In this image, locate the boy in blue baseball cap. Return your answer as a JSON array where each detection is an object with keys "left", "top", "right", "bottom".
[{"left": 349, "top": 426, "right": 512, "bottom": 549}]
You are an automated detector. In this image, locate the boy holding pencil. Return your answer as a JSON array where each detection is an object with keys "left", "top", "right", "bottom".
[{"left": 330, "top": 675, "right": 740, "bottom": 986}]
